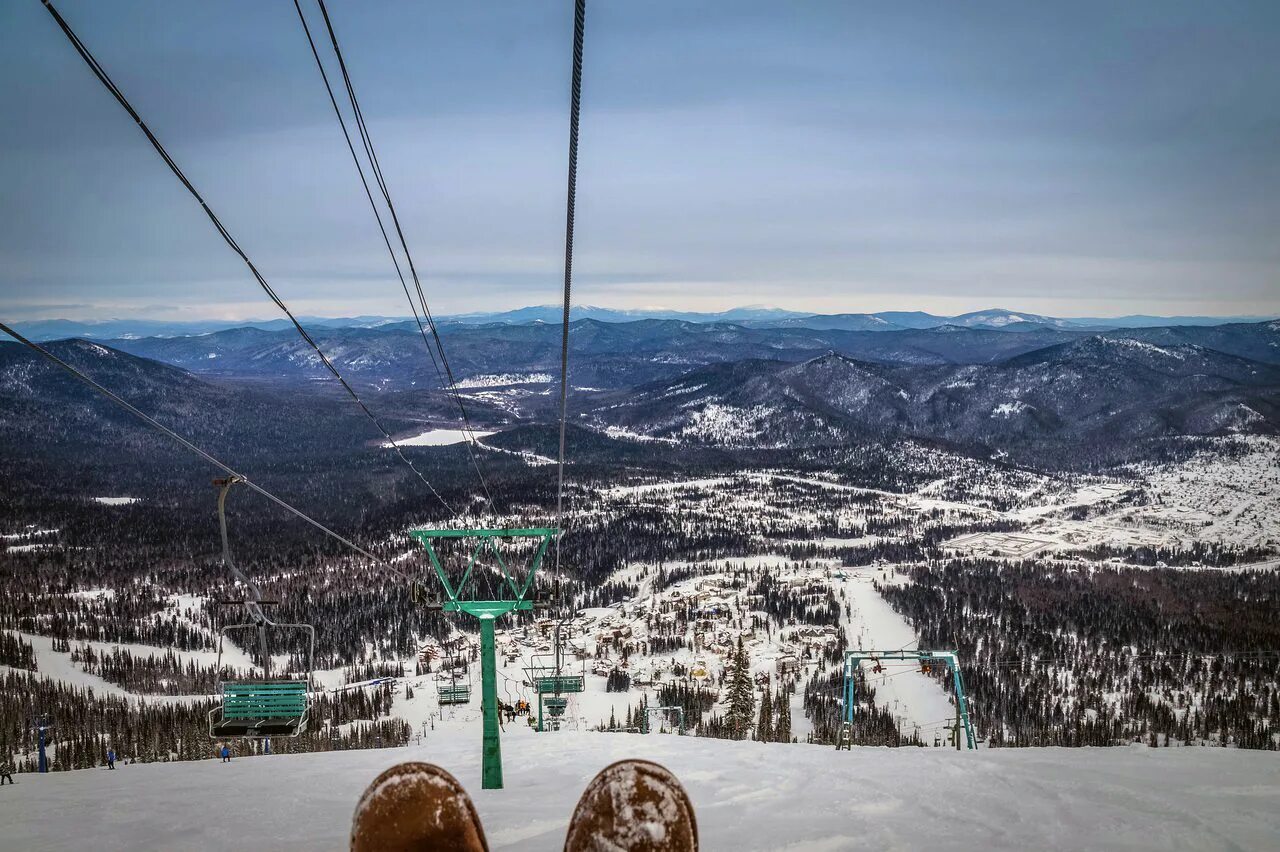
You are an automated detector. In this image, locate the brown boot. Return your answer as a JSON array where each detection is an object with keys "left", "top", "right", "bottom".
[
  {"left": 350, "top": 762, "right": 489, "bottom": 852},
  {"left": 564, "top": 759, "right": 698, "bottom": 852}
]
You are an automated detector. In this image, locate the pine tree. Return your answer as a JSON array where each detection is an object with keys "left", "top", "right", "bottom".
[
  {"left": 724, "top": 636, "right": 755, "bottom": 740},
  {"left": 774, "top": 687, "right": 792, "bottom": 743},
  {"left": 756, "top": 685, "right": 773, "bottom": 742}
]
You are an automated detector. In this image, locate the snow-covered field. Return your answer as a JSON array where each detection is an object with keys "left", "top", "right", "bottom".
[
  {"left": 455, "top": 373, "right": 553, "bottom": 388},
  {"left": 385, "top": 428, "right": 496, "bottom": 447},
  {"left": 934, "top": 437, "right": 1280, "bottom": 557},
  {"left": 2, "top": 734, "right": 1276, "bottom": 851}
]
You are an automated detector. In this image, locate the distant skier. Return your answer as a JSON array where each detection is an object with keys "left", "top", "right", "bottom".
[
  {"left": 0, "top": 760, "right": 14, "bottom": 785},
  {"left": 106, "top": 748, "right": 116, "bottom": 770},
  {"left": 220, "top": 744, "right": 231, "bottom": 763}
]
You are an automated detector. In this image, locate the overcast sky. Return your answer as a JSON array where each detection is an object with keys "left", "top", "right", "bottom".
[{"left": 1, "top": 0, "right": 1277, "bottom": 321}]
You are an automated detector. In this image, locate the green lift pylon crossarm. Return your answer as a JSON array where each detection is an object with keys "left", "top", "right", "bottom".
[
  {"left": 408, "top": 527, "right": 557, "bottom": 789},
  {"left": 839, "top": 649, "right": 977, "bottom": 751}
]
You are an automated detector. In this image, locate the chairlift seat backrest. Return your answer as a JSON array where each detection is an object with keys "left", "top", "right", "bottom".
[
  {"left": 535, "top": 674, "right": 585, "bottom": 694},
  {"left": 439, "top": 684, "right": 472, "bottom": 704},
  {"left": 221, "top": 680, "right": 308, "bottom": 719},
  {"left": 209, "top": 680, "right": 309, "bottom": 738}
]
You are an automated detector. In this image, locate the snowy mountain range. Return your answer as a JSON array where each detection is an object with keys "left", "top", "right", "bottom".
[
  {"left": 585, "top": 338, "right": 1280, "bottom": 458},
  {"left": 9, "top": 306, "right": 1276, "bottom": 341},
  {"left": 3, "top": 319, "right": 1278, "bottom": 472}
]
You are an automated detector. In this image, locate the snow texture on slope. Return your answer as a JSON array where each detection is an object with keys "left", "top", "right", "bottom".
[{"left": 2, "top": 733, "right": 1276, "bottom": 851}]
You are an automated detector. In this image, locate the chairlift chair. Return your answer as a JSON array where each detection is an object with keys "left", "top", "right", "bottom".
[
  {"left": 439, "top": 684, "right": 472, "bottom": 705},
  {"left": 524, "top": 646, "right": 586, "bottom": 696},
  {"left": 208, "top": 615, "right": 314, "bottom": 739},
  {"left": 439, "top": 668, "right": 472, "bottom": 705},
  {"left": 206, "top": 476, "right": 314, "bottom": 739}
]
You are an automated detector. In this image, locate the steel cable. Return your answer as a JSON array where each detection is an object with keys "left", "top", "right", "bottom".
[
  {"left": 37, "top": 0, "right": 458, "bottom": 519},
  {"left": 309, "top": 0, "right": 497, "bottom": 512},
  {"left": 553, "top": 0, "right": 588, "bottom": 611},
  {"left": 0, "top": 322, "right": 420, "bottom": 584}
]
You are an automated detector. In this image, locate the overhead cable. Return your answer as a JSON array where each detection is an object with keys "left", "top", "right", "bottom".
[
  {"left": 37, "top": 0, "right": 458, "bottom": 519},
  {"left": 291, "top": 0, "right": 442, "bottom": 382},
  {"left": 553, "top": 0, "right": 588, "bottom": 603},
  {"left": 302, "top": 0, "right": 497, "bottom": 511},
  {"left": 0, "top": 322, "right": 418, "bottom": 583}
]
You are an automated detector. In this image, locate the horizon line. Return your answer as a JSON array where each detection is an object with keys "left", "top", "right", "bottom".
[{"left": 6, "top": 304, "right": 1279, "bottom": 326}]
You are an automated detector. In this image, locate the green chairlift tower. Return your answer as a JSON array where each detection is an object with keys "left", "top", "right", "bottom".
[
  {"left": 409, "top": 527, "right": 557, "bottom": 790},
  {"left": 838, "top": 649, "right": 977, "bottom": 750}
]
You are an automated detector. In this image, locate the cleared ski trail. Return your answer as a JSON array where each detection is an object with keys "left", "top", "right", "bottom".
[{"left": 840, "top": 569, "right": 959, "bottom": 735}]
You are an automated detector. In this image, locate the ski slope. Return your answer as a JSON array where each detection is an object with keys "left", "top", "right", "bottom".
[
  {"left": 841, "top": 573, "right": 958, "bottom": 736},
  {"left": 2, "top": 734, "right": 1276, "bottom": 851}
]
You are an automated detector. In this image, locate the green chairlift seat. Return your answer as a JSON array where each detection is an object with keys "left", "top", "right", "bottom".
[
  {"left": 439, "top": 684, "right": 472, "bottom": 705},
  {"left": 534, "top": 673, "right": 584, "bottom": 694},
  {"left": 525, "top": 650, "right": 584, "bottom": 731},
  {"left": 206, "top": 606, "right": 315, "bottom": 740},
  {"left": 209, "top": 680, "right": 309, "bottom": 738}
]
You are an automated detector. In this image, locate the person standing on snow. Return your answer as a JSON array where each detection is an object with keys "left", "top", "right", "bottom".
[
  {"left": 106, "top": 748, "right": 116, "bottom": 770},
  {"left": 220, "top": 744, "right": 231, "bottom": 763},
  {"left": 0, "top": 760, "right": 15, "bottom": 785}
]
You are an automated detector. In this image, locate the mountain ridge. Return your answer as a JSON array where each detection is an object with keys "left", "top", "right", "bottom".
[{"left": 9, "top": 306, "right": 1276, "bottom": 341}]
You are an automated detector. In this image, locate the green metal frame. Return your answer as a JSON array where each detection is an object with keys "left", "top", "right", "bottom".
[
  {"left": 839, "top": 649, "right": 977, "bottom": 750},
  {"left": 641, "top": 705, "right": 686, "bottom": 735},
  {"left": 409, "top": 527, "right": 557, "bottom": 789}
]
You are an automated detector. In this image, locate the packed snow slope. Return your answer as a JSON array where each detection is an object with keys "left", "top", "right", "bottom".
[{"left": 3, "top": 734, "right": 1277, "bottom": 851}]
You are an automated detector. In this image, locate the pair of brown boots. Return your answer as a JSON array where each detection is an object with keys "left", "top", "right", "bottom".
[{"left": 351, "top": 759, "right": 698, "bottom": 851}]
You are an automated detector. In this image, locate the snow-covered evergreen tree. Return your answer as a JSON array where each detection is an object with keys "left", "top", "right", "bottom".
[
  {"left": 774, "top": 687, "right": 792, "bottom": 743},
  {"left": 724, "top": 636, "right": 755, "bottom": 740},
  {"left": 756, "top": 685, "right": 773, "bottom": 742}
]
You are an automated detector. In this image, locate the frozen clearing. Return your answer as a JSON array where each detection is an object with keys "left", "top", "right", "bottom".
[
  {"left": 2, "top": 735, "right": 1276, "bottom": 851},
  {"left": 385, "top": 428, "right": 496, "bottom": 447},
  {"left": 454, "top": 372, "right": 552, "bottom": 388}
]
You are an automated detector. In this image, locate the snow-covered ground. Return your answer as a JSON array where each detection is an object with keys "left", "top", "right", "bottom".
[
  {"left": 476, "top": 439, "right": 557, "bottom": 466},
  {"left": 1, "top": 632, "right": 216, "bottom": 704},
  {"left": 455, "top": 373, "right": 552, "bottom": 388},
  {"left": 935, "top": 437, "right": 1280, "bottom": 557},
  {"left": 385, "top": 428, "right": 496, "bottom": 447},
  {"left": 2, "top": 734, "right": 1276, "bottom": 851}
]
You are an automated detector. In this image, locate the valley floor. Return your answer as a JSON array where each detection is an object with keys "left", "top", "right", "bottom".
[{"left": 1, "top": 733, "right": 1276, "bottom": 851}]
